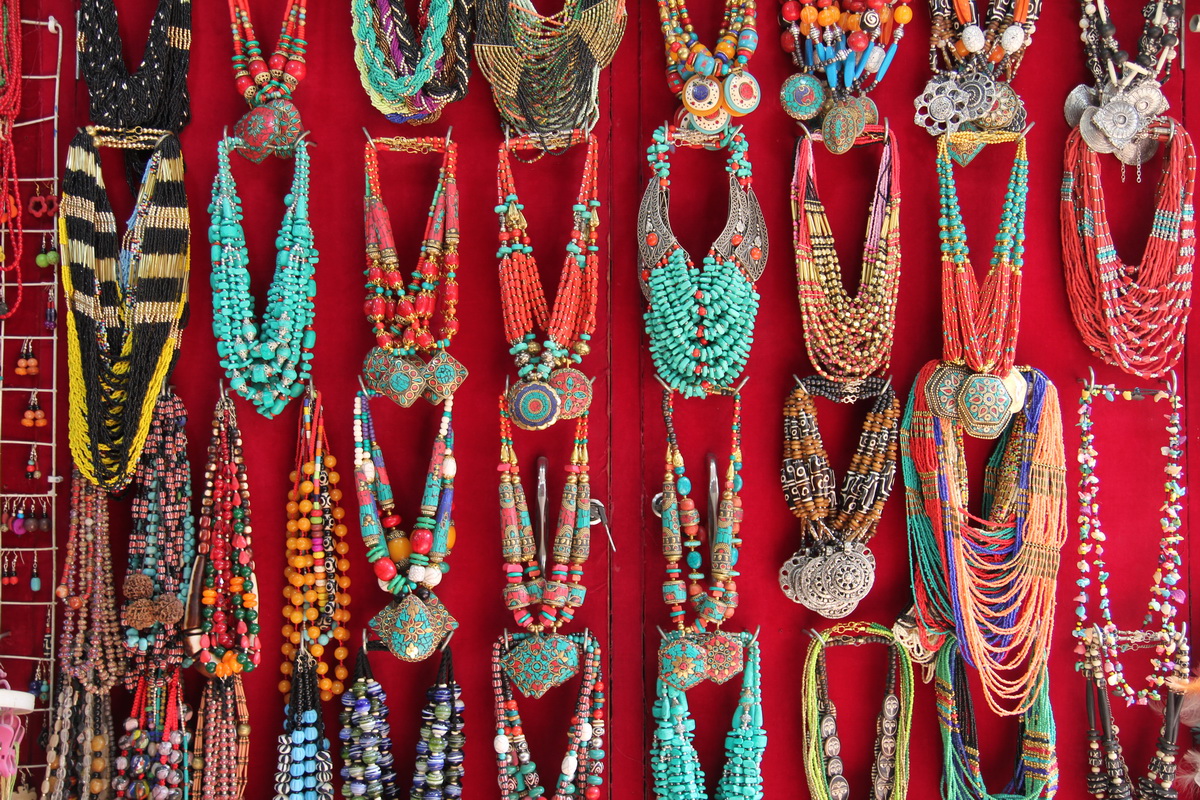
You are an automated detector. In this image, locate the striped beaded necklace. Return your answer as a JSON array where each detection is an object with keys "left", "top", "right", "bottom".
[
  {"left": 271, "top": 649, "right": 335, "bottom": 800},
  {"left": 792, "top": 126, "right": 901, "bottom": 380}
]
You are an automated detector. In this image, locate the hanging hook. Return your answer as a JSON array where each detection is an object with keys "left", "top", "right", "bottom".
[
  {"left": 1020, "top": 121, "right": 1036, "bottom": 139},
  {"left": 589, "top": 499, "right": 616, "bottom": 553},
  {"left": 734, "top": 375, "right": 750, "bottom": 393},
  {"left": 358, "top": 375, "right": 372, "bottom": 397},
  {"left": 657, "top": 626, "right": 668, "bottom": 640},
  {"left": 654, "top": 374, "right": 673, "bottom": 393},
  {"left": 362, "top": 127, "right": 377, "bottom": 150},
  {"left": 440, "top": 629, "right": 456, "bottom": 652},
  {"left": 1088, "top": 366, "right": 1096, "bottom": 389},
  {"left": 881, "top": 374, "right": 893, "bottom": 395},
  {"left": 445, "top": 126, "right": 453, "bottom": 149}
]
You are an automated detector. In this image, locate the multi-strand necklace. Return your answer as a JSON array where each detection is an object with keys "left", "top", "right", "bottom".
[
  {"left": 0, "top": 0, "right": 21, "bottom": 320},
  {"left": 475, "top": 0, "right": 626, "bottom": 135},
  {"left": 657, "top": 0, "right": 761, "bottom": 132},
  {"left": 361, "top": 135, "right": 466, "bottom": 407},
  {"left": 792, "top": 126, "right": 901, "bottom": 381},
  {"left": 779, "top": 1, "right": 911, "bottom": 152},
  {"left": 351, "top": 0, "right": 475, "bottom": 123},
  {"left": 209, "top": 136, "right": 318, "bottom": 418},
  {"left": 228, "top": 0, "right": 309, "bottom": 162},
  {"left": 497, "top": 131, "right": 599, "bottom": 431},
  {"left": 271, "top": 650, "right": 334, "bottom": 800},
  {"left": 280, "top": 387, "right": 352, "bottom": 700},
  {"left": 60, "top": 128, "right": 190, "bottom": 492},
  {"left": 110, "top": 668, "right": 190, "bottom": 800},
  {"left": 779, "top": 376, "right": 899, "bottom": 618},
  {"left": 801, "top": 623, "right": 913, "bottom": 800},
  {"left": 355, "top": 389, "right": 459, "bottom": 661}
]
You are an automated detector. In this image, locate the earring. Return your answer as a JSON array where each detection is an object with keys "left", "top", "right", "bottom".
[
  {"left": 2, "top": 554, "right": 15, "bottom": 586},
  {"left": 21, "top": 391, "right": 46, "bottom": 428},
  {"left": 34, "top": 232, "right": 58, "bottom": 270},
  {"left": 11, "top": 500, "right": 25, "bottom": 537},
  {"left": 27, "top": 183, "right": 44, "bottom": 218},
  {"left": 14, "top": 340, "right": 36, "bottom": 377},
  {"left": 0, "top": 501, "right": 9, "bottom": 535},
  {"left": 43, "top": 287, "right": 56, "bottom": 331},
  {"left": 25, "top": 444, "right": 40, "bottom": 481},
  {"left": 29, "top": 552, "right": 40, "bottom": 592},
  {"left": 27, "top": 665, "right": 47, "bottom": 705}
]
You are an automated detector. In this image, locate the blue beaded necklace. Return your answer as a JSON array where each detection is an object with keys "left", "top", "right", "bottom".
[{"left": 209, "top": 135, "right": 318, "bottom": 418}]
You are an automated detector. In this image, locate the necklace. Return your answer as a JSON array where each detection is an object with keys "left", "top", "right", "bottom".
[
  {"left": 801, "top": 623, "right": 912, "bottom": 800},
  {"left": 0, "top": 0, "right": 21, "bottom": 320},
  {"left": 228, "top": 0, "right": 309, "bottom": 162},
  {"left": 792, "top": 126, "right": 901, "bottom": 380},
  {"left": 190, "top": 676, "right": 250, "bottom": 800},
  {"left": 903, "top": 360, "right": 1066, "bottom": 716},
  {"left": 640, "top": 125, "right": 766, "bottom": 397},
  {"left": 778, "top": 376, "right": 899, "bottom": 618},
  {"left": 351, "top": 0, "right": 475, "bottom": 124},
  {"left": 354, "top": 389, "right": 459, "bottom": 662},
  {"left": 497, "top": 131, "right": 599, "bottom": 430},
  {"left": 122, "top": 389, "right": 195, "bottom": 677},
  {"left": 271, "top": 650, "right": 335, "bottom": 800},
  {"left": 1062, "top": 121, "right": 1195, "bottom": 379},
  {"left": 42, "top": 677, "right": 115, "bottom": 800},
  {"left": 935, "top": 639, "right": 1058, "bottom": 800},
  {"left": 362, "top": 135, "right": 467, "bottom": 407},
  {"left": 280, "top": 387, "right": 352, "bottom": 699},
  {"left": 650, "top": 631, "right": 764, "bottom": 800},
  {"left": 110, "top": 667, "right": 189, "bottom": 800},
  {"left": 914, "top": 0, "right": 1040, "bottom": 157},
  {"left": 209, "top": 136, "right": 318, "bottom": 418},
  {"left": 779, "top": 1, "right": 911, "bottom": 152},
  {"left": 340, "top": 640, "right": 465, "bottom": 799},
  {"left": 60, "top": 128, "right": 190, "bottom": 492},
  {"left": 926, "top": 130, "right": 1028, "bottom": 439},
  {"left": 492, "top": 630, "right": 606, "bottom": 800},
  {"left": 475, "top": 0, "right": 626, "bottom": 136},
  {"left": 1074, "top": 377, "right": 1186, "bottom": 704}
]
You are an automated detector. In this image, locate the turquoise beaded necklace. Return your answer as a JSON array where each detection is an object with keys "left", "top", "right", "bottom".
[{"left": 209, "top": 135, "right": 318, "bottom": 418}]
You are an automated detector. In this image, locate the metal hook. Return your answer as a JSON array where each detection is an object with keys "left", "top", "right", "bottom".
[
  {"left": 223, "top": 125, "right": 229, "bottom": 141},
  {"left": 536, "top": 457, "right": 549, "bottom": 572},
  {"left": 733, "top": 375, "right": 750, "bottom": 393},
  {"left": 1088, "top": 366, "right": 1096, "bottom": 389},
  {"left": 654, "top": 374, "right": 673, "bottom": 393},
  {"left": 440, "top": 629, "right": 456, "bottom": 652},
  {"left": 362, "top": 127, "right": 377, "bottom": 150},
  {"left": 793, "top": 374, "right": 803, "bottom": 387},
  {"left": 1168, "top": 369, "right": 1178, "bottom": 397},
  {"left": 296, "top": 130, "right": 316, "bottom": 146},
  {"left": 362, "top": 626, "right": 369, "bottom": 650},
  {"left": 589, "top": 499, "right": 616, "bottom": 553},
  {"left": 358, "top": 375, "right": 372, "bottom": 397},
  {"left": 445, "top": 126, "right": 453, "bottom": 148},
  {"left": 218, "top": 379, "right": 227, "bottom": 398},
  {"left": 796, "top": 122, "right": 812, "bottom": 140},
  {"left": 657, "top": 626, "right": 668, "bottom": 640},
  {"left": 883, "top": 117, "right": 890, "bottom": 142},
  {"left": 750, "top": 625, "right": 762, "bottom": 645},
  {"left": 881, "top": 374, "right": 893, "bottom": 395},
  {"left": 1020, "top": 121, "right": 1036, "bottom": 139}
]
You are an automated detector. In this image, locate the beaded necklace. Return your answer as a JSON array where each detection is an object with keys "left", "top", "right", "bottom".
[
  {"left": 915, "top": 0, "right": 1040, "bottom": 159},
  {"left": 110, "top": 667, "right": 190, "bottom": 800},
  {"left": 271, "top": 650, "right": 334, "bottom": 800},
  {"left": 209, "top": 136, "right": 317, "bottom": 419},
  {"left": 1073, "top": 377, "right": 1186, "bottom": 704},
  {"left": 280, "top": 387, "right": 351, "bottom": 699},
  {"left": 779, "top": 1, "right": 911, "bottom": 152},
  {"left": 228, "top": 0, "right": 309, "bottom": 163},
  {"left": 657, "top": 0, "right": 761, "bottom": 132},
  {"left": 779, "top": 376, "right": 899, "bottom": 618},
  {"left": 60, "top": 129, "right": 190, "bottom": 492},
  {"left": 362, "top": 135, "right": 467, "bottom": 407},
  {"left": 475, "top": 0, "right": 626, "bottom": 136},
  {"left": 792, "top": 126, "right": 900, "bottom": 380},
  {"left": 650, "top": 632, "right": 764, "bottom": 800},
  {"left": 801, "top": 623, "right": 913, "bottom": 800},
  {"left": 355, "top": 390, "right": 459, "bottom": 662},
  {"left": 1062, "top": 120, "right": 1195, "bottom": 380},
  {"left": 121, "top": 389, "right": 195, "bottom": 676},
  {"left": 42, "top": 677, "right": 114, "bottom": 800},
  {"left": 639, "top": 125, "right": 766, "bottom": 397},
  {"left": 497, "top": 131, "right": 599, "bottom": 431},
  {"left": 190, "top": 676, "right": 250, "bottom": 800},
  {"left": 352, "top": 0, "right": 475, "bottom": 124},
  {"left": 902, "top": 361, "right": 1066, "bottom": 716},
  {"left": 935, "top": 639, "right": 1058, "bottom": 800},
  {"left": 0, "top": 0, "right": 21, "bottom": 320}
]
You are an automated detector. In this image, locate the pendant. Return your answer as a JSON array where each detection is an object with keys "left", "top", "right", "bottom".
[
  {"left": 681, "top": 75, "right": 723, "bottom": 117},
  {"left": 956, "top": 74, "right": 997, "bottom": 122},
  {"left": 1001, "top": 368, "right": 1028, "bottom": 414},
  {"left": 507, "top": 379, "right": 561, "bottom": 430},
  {"left": 499, "top": 634, "right": 581, "bottom": 698},
  {"left": 233, "top": 98, "right": 304, "bottom": 163},
  {"left": 925, "top": 363, "right": 971, "bottom": 421},
  {"left": 914, "top": 76, "right": 967, "bottom": 136},
  {"left": 780, "top": 73, "right": 825, "bottom": 121},
  {"left": 548, "top": 367, "right": 592, "bottom": 419},
  {"left": 362, "top": 347, "right": 426, "bottom": 407},
  {"left": 422, "top": 351, "right": 468, "bottom": 404},
  {"left": 369, "top": 593, "right": 457, "bottom": 662},
  {"left": 946, "top": 125, "right": 987, "bottom": 167},
  {"left": 722, "top": 72, "right": 762, "bottom": 117},
  {"left": 1064, "top": 84, "right": 1098, "bottom": 128},
  {"left": 1079, "top": 106, "right": 1117, "bottom": 154},
  {"left": 954, "top": 371, "right": 1016, "bottom": 439},
  {"left": 821, "top": 101, "right": 863, "bottom": 155},
  {"left": 658, "top": 631, "right": 708, "bottom": 690},
  {"left": 703, "top": 631, "right": 745, "bottom": 684},
  {"left": 976, "top": 81, "right": 1024, "bottom": 132},
  {"left": 1093, "top": 99, "right": 1142, "bottom": 150}
]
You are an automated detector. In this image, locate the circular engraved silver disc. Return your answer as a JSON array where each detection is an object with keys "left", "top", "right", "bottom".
[
  {"left": 1064, "top": 84, "right": 1097, "bottom": 128},
  {"left": 1079, "top": 106, "right": 1117, "bottom": 154}
]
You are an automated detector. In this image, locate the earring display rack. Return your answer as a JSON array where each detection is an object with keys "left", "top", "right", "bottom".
[{"left": 0, "top": 13, "right": 65, "bottom": 774}]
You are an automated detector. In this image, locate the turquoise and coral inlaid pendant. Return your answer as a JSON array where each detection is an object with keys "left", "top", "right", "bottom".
[
  {"left": 955, "top": 371, "right": 1015, "bottom": 439},
  {"left": 926, "top": 362, "right": 971, "bottom": 422},
  {"left": 659, "top": 632, "right": 708, "bottom": 691},
  {"left": 422, "top": 351, "right": 468, "bottom": 404},
  {"left": 233, "top": 98, "right": 303, "bottom": 163},
  {"left": 499, "top": 634, "right": 581, "bottom": 698},
  {"left": 370, "top": 593, "right": 458, "bottom": 663},
  {"left": 548, "top": 367, "right": 592, "bottom": 419},
  {"left": 362, "top": 347, "right": 425, "bottom": 407},
  {"left": 508, "top": 379, "right": 560, "bottom": 430},
  {"left": 781, "top": 73, "right": 825, "bottom": 121}
]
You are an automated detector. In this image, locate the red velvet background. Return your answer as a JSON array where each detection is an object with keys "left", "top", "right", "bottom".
[{"left": 4, "top": 0, "right": 1199, "bottom": 797}]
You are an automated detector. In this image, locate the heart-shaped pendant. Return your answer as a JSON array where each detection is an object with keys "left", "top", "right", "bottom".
[
  {"left": 363, "top": 347, "right": 426, "bottom": 407},
  {"left": 233, "top": 98, "right": 304, "bottom": 163},
  {"left": 499, "top": 634, "right": 581, "bottom": 698},
  {"left": 370, "top": 594, "right": 457, "bottom": 663}
]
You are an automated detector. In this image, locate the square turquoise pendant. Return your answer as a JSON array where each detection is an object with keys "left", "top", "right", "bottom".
[
  {"left": 363, "top": 348, "right": 426, "bottom": 407},
  {"left": 499, "top": 634, "right": 581, "bottom": 698},
  {"left": 423, "top": 351, "right": 468, "bottom": 404}
]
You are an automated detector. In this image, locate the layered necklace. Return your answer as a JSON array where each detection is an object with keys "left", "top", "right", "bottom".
[
  {"left": 271, "top": 650, "right": 335, "bottom": 800},
  {"left": 185, "top": 394, "right": 261, "bottom": 800},
  {"left": 915, "top": 0, "right": 1040, "bottom": 161},
  {"left": 354, "top": 389, "right": 459, "bottom": 662},
  {"left": 778, "top": 376, "right": 899, "bottom": 618},
  {"left": 639, "top": 125, "right": 766, "bottom": 397},
  {"left": 209, "top": 136, "right": 317, "bottom": 418},
  {"left": 0, "top": 0, "right": 21, "bottom": 319},
  {"left": 110, "top": 668, "right": 190, "bottom": 800},
  {"left": 779, "top": 0, "right": 911, "bottom": 152},
  {"left": 228, "top": 0, "right": 310, "bottom": 162},
  {"left": 657, "top": 0, "right": 761, "bottom": 132},
  {"left": 791, "top": 126, "right": 901, "bottom": 381},
  {"left": 475, "top": 0, "right": 626, "bottom": 136},
  {"left": 351, "top": 0, "right": 475, "bottom": 124},
  {"left": 60, "top": 128, "right": 190, "bottom": 493},
  {"left": 1061, "top": 2, "right": 1193, "bottom": 379},
  {"left": 497, "top": 131, "right": 599, "bottom": 431},
  {"left": 361, "top": 135, "right": 467, "bottom": 407},
  {"left": 801, "top": 623, "right": 913, "bottom": 800}
]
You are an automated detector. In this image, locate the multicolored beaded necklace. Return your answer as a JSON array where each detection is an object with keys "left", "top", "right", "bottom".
[
  {"left": 271, "top": 649, "right": 334, "bottom": 800},
  {"left": 779, "top": 0, "right": 911, "bottom": 152},
  {"left": 497, "top": 131, "right": 599, "bottom": 431},
  {"left": 60, "top": 129, "right": 190, "bottom": 492},
  {"left": 801, "top": 623, "right": 912, "bottom": 800},
  {"left": 0, "top": 0, "right": 22, "bottom": 319},
  {"left": 354, "top": 389, "right": 459, "bottom": 662},
  {"left": 778, "top": 376, "right": 899, "bottom": 618},
  {"left": 110, "top": 668, "right": 190, "bottom": 800},
  {"left": 209, "top": 136, "right": 317, "bottom": 418},
  {"left": 361, "top": 135, "right": 467, "bottom": 407},
  {"left": 1073, "top": 377, "right": 1186, "bottom": 704},
  {"left": 280, "top": 387, "right": 352, "bottom": 700},
  {"left": 792, "top": 125, "right": 900, "bottom": 380},
  {"left": 228, "top": 0, "right": 309, "bottom": 162},
  {"left": 657, "top": 0, "right": 760, "bottom": 133},
  {"left": 351, "top": 0, "right": 475, "bottom": 124}
]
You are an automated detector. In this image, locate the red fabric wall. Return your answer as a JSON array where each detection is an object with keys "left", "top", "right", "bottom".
[{"left": 13, "top": 0, "right": 1200, "bottom": 797}]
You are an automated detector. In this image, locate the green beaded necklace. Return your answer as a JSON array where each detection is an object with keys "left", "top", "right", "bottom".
[{"left": 209, "top": 135, "right": 318, "bottom": 418}]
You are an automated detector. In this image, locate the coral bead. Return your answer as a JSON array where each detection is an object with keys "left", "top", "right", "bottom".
[
  {"left": 410, "top": 528, "right": 433, "bottom": 555},
  {"left": 373, "top": 559, "right": 397, "bottom": 581},
  {"left": 781, "top": 0, "right": 801, "bottom": 20}
]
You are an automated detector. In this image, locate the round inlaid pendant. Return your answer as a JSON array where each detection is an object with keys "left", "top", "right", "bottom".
[
  {"left": 682, "top": 75, "right": 723, "bottom": 116},
  {"left": 548, "top": 367, "right": 592, "bottom": 419},
  {"left": 780, "top": 73, "right": 825, "bottom": 121},
  {"left": 955, "top": 371, "right": 1015, "bottom": 439},
  {"left": 925, "top": 363, "right": 971, "bottom": 421},
  {"left": 689, "top": 105, "right": 730, "bottom": 134},
  {"left": 233, "top": 98, "right": 304, "bottom": 163},
  {"left": 857, "top": 95, "right": 879, "bottom": 126},
  {"left": 722, "top": 72, "right": 761, "bottom": 117},
  {"left": 508, "top": 380, "right": 561, "bottom": 430}
]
